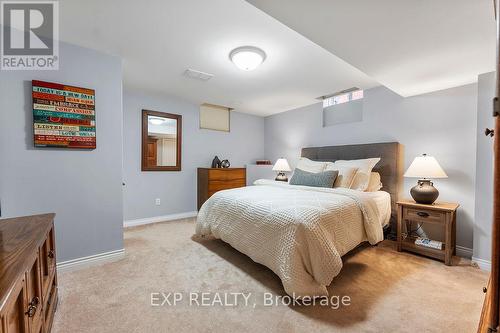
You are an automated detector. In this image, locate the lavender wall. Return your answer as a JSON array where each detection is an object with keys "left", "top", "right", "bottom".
[
  {"left": 0, "top": 42, "right": 124, "bottom": 262},
  {"left": 122, "top": 90, "right": 265, "bottom": 221}
]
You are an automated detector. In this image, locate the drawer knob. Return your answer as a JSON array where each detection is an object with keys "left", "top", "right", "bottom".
[
  {"left": 483, "top": 287, "right": 488, "bottom": 293},
  {"left": 25, "top": 304, "right": 37, "bottom": 317},
  {"left": 30, "top": 296, "right": 40, "bottom": 306},
  {"left": 417, "top": 212, "right": 430, "bottom": 218},
  {"left": 485, "top": 128, "right": 495, "bottom": 137},
  {"left": 25, "top": 296, "right": 40, "bottom": 317},
  {"left": 48, "top": 250, "right": 55, "bottom": 258}
]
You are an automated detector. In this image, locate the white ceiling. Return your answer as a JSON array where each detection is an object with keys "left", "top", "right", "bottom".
[
  {"left": 58, "top": 0, "right": 496, "bottom": 116},
  {"left": 58, "top": 0, "right": 378, "bottom": 116},
  {"left": 246, "top": 0, "right": 497, "bottom": 97}
]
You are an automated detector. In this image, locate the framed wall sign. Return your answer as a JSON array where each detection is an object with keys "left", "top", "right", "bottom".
[{"left": 32, "top": 80, "right": 96, "bottom": 149}]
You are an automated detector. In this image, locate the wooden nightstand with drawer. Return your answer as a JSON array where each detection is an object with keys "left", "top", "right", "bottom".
[
  {"left": 197, "top": 168, "right": 246, "bottom": 210},
  {"left": 397, "top": 200, "right": 459, "bottom": 265}
]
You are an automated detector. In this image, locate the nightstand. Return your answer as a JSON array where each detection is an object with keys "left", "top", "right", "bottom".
[{"left": 397, "top": 200, "right": 459, "bottom": 265}]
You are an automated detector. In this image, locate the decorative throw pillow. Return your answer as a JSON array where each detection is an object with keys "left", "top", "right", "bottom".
[
  {"left": 295, "top": 157, "right": 328, "bottom": 173},
  {"left": 289, "top": 168, "right": 339, "bottom": 188},
  {"left": 333, "top": 158, "right": 381, "bottom": 191},
  {"left": 324, "top": 164, "right": 359, "bottom": 188},
  {"left": 366, "top": 172, "right": 383, "bottom": 192}
]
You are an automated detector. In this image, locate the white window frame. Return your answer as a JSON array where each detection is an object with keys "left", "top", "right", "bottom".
[{"left": 322, "top": 90, "right": 364, "bottom": 108}]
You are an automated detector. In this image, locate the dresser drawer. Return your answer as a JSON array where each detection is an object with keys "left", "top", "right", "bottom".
[
  {"left": 403, "top": 207, "right": 445, "bottom": 224},
  {"left": 198, "top": 168, "right": 247, "bottom": 210},
  {"left": 208, "top": 179, "right": 246, "bottom": 192},
  {"left": 40, "top": 226, "right": 56, "bottom": 304},
  {"left": 208, "top": 169, "right": 245, "bottom": 181},
  {"left": 43, "top": 275, "right": 57, "bottom": 333},
  {"left": 1, "top": 275, "right": 28, "bottom": 333},
  {"left": 25, "top": 252, "right": 43, "bottom": 333}
]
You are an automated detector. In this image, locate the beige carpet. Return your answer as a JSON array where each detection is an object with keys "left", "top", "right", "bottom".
[{"left": 52, "top": 218, "right": 488, "bottom": 333}]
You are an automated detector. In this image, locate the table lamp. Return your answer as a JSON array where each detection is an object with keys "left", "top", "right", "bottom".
[
  {"left": 404, "top": 154, "right": 448, "bottom": 204},
  {"left": 273, "top": 158, "right": 291, "bottom": 182}
]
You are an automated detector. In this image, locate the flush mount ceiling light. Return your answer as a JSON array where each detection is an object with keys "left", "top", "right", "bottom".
[
  {"left": 229, "top": 46, "right": 266, "bottom": 71},
  {"left": 149, "top": 117, "right": 165, "bottom": 125}
]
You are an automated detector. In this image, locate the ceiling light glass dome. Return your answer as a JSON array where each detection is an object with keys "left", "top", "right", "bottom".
[{"left": 229, "top": 46, "right": 266, "bottom": 71}]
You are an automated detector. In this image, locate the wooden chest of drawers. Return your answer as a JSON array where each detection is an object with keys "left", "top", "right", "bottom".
[
  {"left": 197, "top": 168, "right": 246, "bottom": 210},
  {"left": 0, "top": 214, "right": 58, "bottom": 333}
]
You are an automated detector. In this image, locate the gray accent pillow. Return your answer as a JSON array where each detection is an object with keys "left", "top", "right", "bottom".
[{"left": 289, "top": 168, "right": 339, "bottom": 188}]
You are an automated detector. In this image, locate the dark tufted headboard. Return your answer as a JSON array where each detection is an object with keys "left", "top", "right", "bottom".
[{"left": 301, "top": 142, "right": 404, "bottom": 227}]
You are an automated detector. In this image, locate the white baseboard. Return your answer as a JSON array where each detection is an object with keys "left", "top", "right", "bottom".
[
  {"left": 472, "top": 256, "right": 492, "bottom": 271},
  {"left": 450, "top": 246, "right": 491, "bottom": 271},
  {"left": 123, "top": 211, "right": 198, "bottom": 228},
  {"left": 456, "top": 245, "right": 473, "bottom": 259},
  {"left": 57, "top": 249, "right": 125, "bottom": 273}
]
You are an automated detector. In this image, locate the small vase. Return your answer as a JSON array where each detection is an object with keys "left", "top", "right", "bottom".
[{"left": 211, "top": 156, "right": 221, "bottom": 168}]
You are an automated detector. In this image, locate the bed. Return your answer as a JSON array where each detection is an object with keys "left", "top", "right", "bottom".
[{"left": 195, "top": 142, "right": 403, "bottom": 297}]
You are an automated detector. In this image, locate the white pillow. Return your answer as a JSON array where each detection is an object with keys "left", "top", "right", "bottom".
[
  {"left": 366, "top": 172, "right": 383, "bottom": 192},
  {"left": 333, "top": 158, "right": 381, "bottom": 191},
  {"left": 295, "top": 157, "right": 328, "bottom": 173},
  {"left": 325, "top": 163, "right": 359, "bottom": 188}
]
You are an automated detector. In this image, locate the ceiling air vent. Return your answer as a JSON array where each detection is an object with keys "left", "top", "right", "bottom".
[{"left": 183, "top": 69, "right": 214, "bottom": 81}]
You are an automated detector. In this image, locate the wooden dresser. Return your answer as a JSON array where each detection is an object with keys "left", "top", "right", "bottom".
[
  {"left": 0, "top": 214, "right": 58, "bottom": 333},
  {"left": 197, "top": 168, "right": 246, "bottom": 210}
]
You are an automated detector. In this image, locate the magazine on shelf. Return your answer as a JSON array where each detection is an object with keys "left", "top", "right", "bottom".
[{"left": 414, "top": 237, "right": 443, "bottom": 250}]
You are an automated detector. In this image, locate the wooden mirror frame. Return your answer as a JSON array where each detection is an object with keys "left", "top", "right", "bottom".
[{"left": 141, "top": 109, "right": 182, "bottom": 171}]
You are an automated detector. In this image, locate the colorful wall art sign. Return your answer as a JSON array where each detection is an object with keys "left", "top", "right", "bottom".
[{"left": 32, "top": 80, "right": 96, "bottom": 149}]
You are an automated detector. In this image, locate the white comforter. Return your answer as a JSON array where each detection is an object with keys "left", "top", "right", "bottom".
[{"left": 195, "top": 179, "right": 388, "bottom": 297}]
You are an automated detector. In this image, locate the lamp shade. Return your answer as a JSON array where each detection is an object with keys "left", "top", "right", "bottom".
[
  {"left": 272, "top": 158, "right": 291, "bottom": 172},
  {"left": 404, "top": 154, "right": 448, "bottom": 179}
]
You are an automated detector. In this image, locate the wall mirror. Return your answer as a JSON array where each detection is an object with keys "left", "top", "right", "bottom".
[{"left": 142, "top": 109, "right": 182, "bottom": 171}]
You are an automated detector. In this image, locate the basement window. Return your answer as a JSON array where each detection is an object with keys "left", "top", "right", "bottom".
[
  {"left": 322, "top": 90, "right": 364, "bottom": 127},
  {"left": 322, "top": 90, "right": 364, "bottom": 108},
  {"left": 199, "top": 103, "right": 231, "bottom": 132}
]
